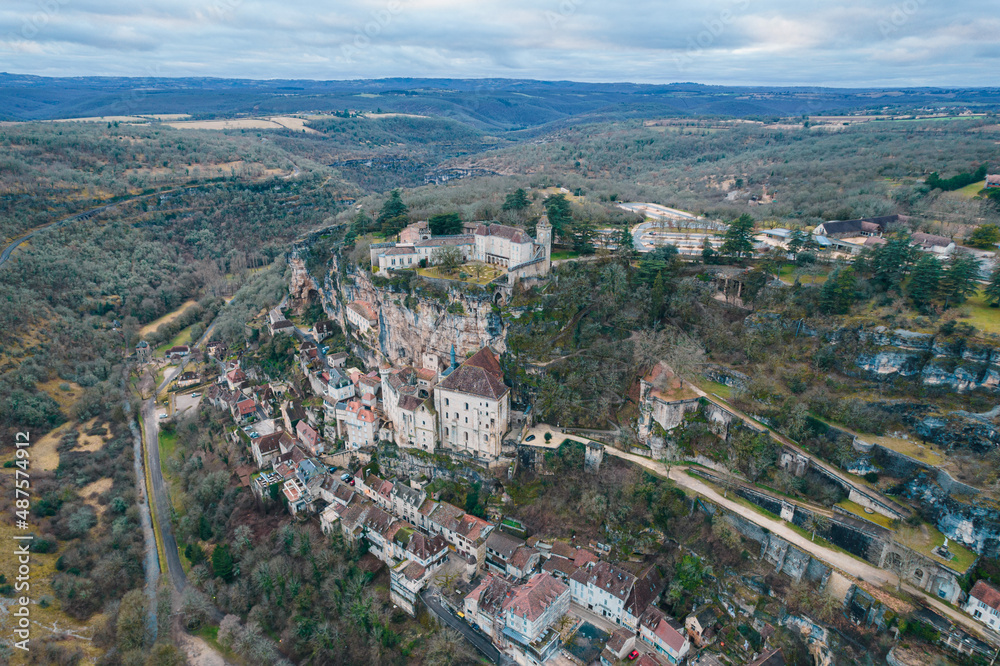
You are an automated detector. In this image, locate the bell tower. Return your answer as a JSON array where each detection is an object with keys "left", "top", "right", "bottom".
[{"left": 536, "top": 214, "right": 552, "bottom": 263}]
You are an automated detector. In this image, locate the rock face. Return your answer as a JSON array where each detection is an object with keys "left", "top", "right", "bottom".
[
  {"left": 288, "top": 254, "right": 322, "bottom": 312},
  {"left": 313, "top": 251, "right": 506, "bottom": 368},
  {"left": 906, "top": 474, "right": 1000, "bottom": 557}
]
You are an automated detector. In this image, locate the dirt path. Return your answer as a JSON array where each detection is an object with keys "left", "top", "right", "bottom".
[{"left": 176, "top": 632, "right": 232, "bottom": 666}]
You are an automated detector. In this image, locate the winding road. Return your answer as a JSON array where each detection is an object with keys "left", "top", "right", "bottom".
[{"left": 0, "top": 185, "right": 206, "bottom": 270}]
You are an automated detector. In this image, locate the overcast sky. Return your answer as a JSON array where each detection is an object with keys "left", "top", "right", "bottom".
[{"left": 1, "top": 0, "right": 997, "bottom": 86}]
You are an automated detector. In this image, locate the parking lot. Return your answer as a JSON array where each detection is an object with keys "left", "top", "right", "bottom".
[{"left": 173, "top": 391, "right": 202, "bottom": 416}]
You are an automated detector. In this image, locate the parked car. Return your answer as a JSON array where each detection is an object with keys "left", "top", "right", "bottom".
[
  {"left": 191, "top": 392, "right": 200, "bottom": 397},
  {"left": 328, "top": 466, "right": 338, "bottom": 473},
  {"left": 340, "top": 473, "right": 351, "bottom": 481},
  {"left": 627, "top": 650, "right": 639, "bottom": 661}
]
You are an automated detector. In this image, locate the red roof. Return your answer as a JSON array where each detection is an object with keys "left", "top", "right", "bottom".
[
  {"left": 971, "top": 580, "right": 1000, "bottom": 611},
  {"left": 236, "top": 398, "right": 256, "bottom": 415},
  {"left": 503, "top": 573, "right": 568, "bottom": 622}
]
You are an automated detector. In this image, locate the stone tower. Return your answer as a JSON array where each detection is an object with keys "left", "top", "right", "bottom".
[
  {"left": 536, "top": 215, "right": 552, "bottom": 263},
  {"left": 584, "top": 440, "right": 604, "bottom": 473}
]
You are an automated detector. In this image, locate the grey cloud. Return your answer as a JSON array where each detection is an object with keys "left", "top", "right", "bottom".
[{"left": 0, "top": 0, "right": 996, "bottom": 85}]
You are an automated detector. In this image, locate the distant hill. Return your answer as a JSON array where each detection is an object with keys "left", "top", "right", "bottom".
[{"left": 1, "top": 74, "right": 999, "bottom": 129}]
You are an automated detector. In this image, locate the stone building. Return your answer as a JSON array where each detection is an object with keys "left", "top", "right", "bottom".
[{"left": 434, "top": 346, "right": 510, "bottom": 460}]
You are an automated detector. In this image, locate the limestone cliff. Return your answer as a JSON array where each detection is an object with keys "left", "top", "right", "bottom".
[{"left": 308, "top": 250, "right": 506, "bottom": 368}]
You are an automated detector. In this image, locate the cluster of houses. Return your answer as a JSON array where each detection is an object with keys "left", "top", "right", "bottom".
[
  {"left": 297, "top": 332, "right": 515, "bottom": 462},
  {"left": 369, "top": 217, "right": 553, "bottom": 282},
  {"left": 755, "top": 214, "right": 996, "bottom": 275}
]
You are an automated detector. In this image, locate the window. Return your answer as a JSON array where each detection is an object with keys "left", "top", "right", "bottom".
[
  {"left": 445, "top": 398, "right": 449, "bottom": 406},
  {"left": 465, "top": 433, "right": 469, "bottom": 442},
  {"left": 465, "top": 403, "right": 469, "bottom": 410}
]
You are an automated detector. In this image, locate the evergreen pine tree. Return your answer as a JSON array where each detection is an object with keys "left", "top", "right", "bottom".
[
  {"left": 650, "top": 271, "right": 666, "bottom": 323},
  {"left": 502, "top": 188, "right": 530, "bottom": 211},
  {"left": 212, "top": 543, "right": 235, "bottom": 582},
  {"left": 720, "top": 213, "right": 755, "bottom": 262},
  {"left": 376, "top": 189, "right": 409, "bottom": 235},
  {"left": 939, "top": 252, "right": 980, "bottom": 308},
  {"left": 907, "top": 254, "right": 943, "bottom": 310},
  {"left": 544, "top": 193, "right": 573, "bottom": 238},
  {"left": 985, "top": 264, "right": 1000, "bottom": 307}
]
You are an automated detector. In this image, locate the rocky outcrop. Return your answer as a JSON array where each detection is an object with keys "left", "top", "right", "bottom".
[
  {"left": 315, "top": 251, "right": 506, "bottom": 368},
  {"left": 288, "top": 254, "right": 323, "bottom": 312},
  {"left": 905, "top": 474, "right": 1000, "bottom": 557}
]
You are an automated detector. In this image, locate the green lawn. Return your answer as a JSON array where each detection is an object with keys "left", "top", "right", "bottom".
[
  {"left": 778, "top": 263, "right": 831, "bottom": 285},
  {"left": 956, "top": 292, "right": 1000, "bottom": 335},
  {"left": 155, "top": 324, "right": 194, "bottom": 354},
  {"left": 954, "top": 180, "right": 987, "bottom": 198},
  {"left": 417, "top": 263, "right": 504, "bottom": 285},
  {"left": 837, "top": 499, "right": 898, "bottom": 529},
  {"left": 693, "top": 378, "right": 733, "bottom": 400},
  {"left": 550, "top": 250, "right": 581, "bottom": 261}
]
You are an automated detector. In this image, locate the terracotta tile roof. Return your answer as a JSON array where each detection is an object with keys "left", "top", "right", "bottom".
[
  {"left": 398, "top": 394, "right": 425, "bottom": 411},
  {"left": 437, "top": 353, "right": 508, "bottom": 400},
  {"left": 971, "top": 580, "right": 1000, "bottom": 611},
  {"left": 348, "top": 300, "right": 378, "bottom": 323},
  {"left": 625, "top": 566, "right": 664, "bottom": 620},
  {"left": 542, "top": 557, "right": 579, "bottom": 578},
  {"left": 403, "top": 561, "right": 427, "bottom": 581},
  {"left": 236, "top": 398, "right": 257, "bottom": 415},
  {"left": 255, "top": 432, "right": 284, "bottom": 454},
  {"left": 416, "top": 367, "right": 437, "bottom": 381},
  {"left": 509, "top": 546, "right": 539, "bottom": 571},
  {"left": 573, "top": 549, "right": 599, "bottom": 567},
  {"left": 362, "top": 506, "right": 394, "bottom": 534},
  {"left": 468, "top": 575, "right": 516, "bottom": 617},
  {"left": 571, "top": 561, "right": 636, "bottom": 602},
  {"left": 407, "top": 532, "right": 448, "bottom": 560},
  {"left": 606, "top": 629, "right": 633, "bottom": 653},
  {"left": 503, "top": 573, "right": 568, "bottom": 622},
  {"left": 415, "top": 234, "right": 474, "bottom": 248},
  {"left": 550, "top": 541, "right": 576, "bottom": 559},
  {"left": 640, "top": 607, "right": 687, "bottom": 654}
]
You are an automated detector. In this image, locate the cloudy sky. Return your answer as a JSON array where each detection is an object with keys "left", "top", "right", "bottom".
[{"left": 1, "top": 0, "right": 997, "bottom": 86}]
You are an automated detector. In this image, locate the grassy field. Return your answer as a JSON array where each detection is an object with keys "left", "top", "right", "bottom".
[
  {"left": 692, "top": 378, "right": 734, "bottom": 399},
  {"left": 418, "top": 262, "right": 504, "bottom": 285},
  {"left": 837, "top": 499, "right": 898, "bottom": 529},
  {"left": 550, "top": 250, "right": 581, "bottom": 261},
  {"left": 156, "top": 325, "right": 194, "bottom": 354},
  {"left": 954, "top": 180, "right": 986, "bottom": 198},
  {"left": 140, "top": 299, "right": 198, "bottom": 336},
  {"left": 955, "top": 292, "right": 1000, "bottom": 335},
  {"left": 917, "top": 524, "right": 978, "bottom": 573},
  {"left": 778, "top": 263, "right": 831, "bottom": 285}
]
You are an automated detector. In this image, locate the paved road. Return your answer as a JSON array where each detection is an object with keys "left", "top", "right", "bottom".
[
  {"left": 687, "top": 384, "right": 908, "bottom": 519},
  {"left": 421, "top": 590, "right": 508, "bottom": 664},
  {"left": 600, "top": 447, "right": 995, "bottom": 644},
  {"left": 0, "top": 185, "right": 205, "bottom": 270},
  {"left": 144, "top": 319, "right": 221, "bottom": 595}
]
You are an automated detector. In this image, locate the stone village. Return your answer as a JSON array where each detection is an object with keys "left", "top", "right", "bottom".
[{"left": 145, "top": 214, "right": 1000, "bottom": 666}]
